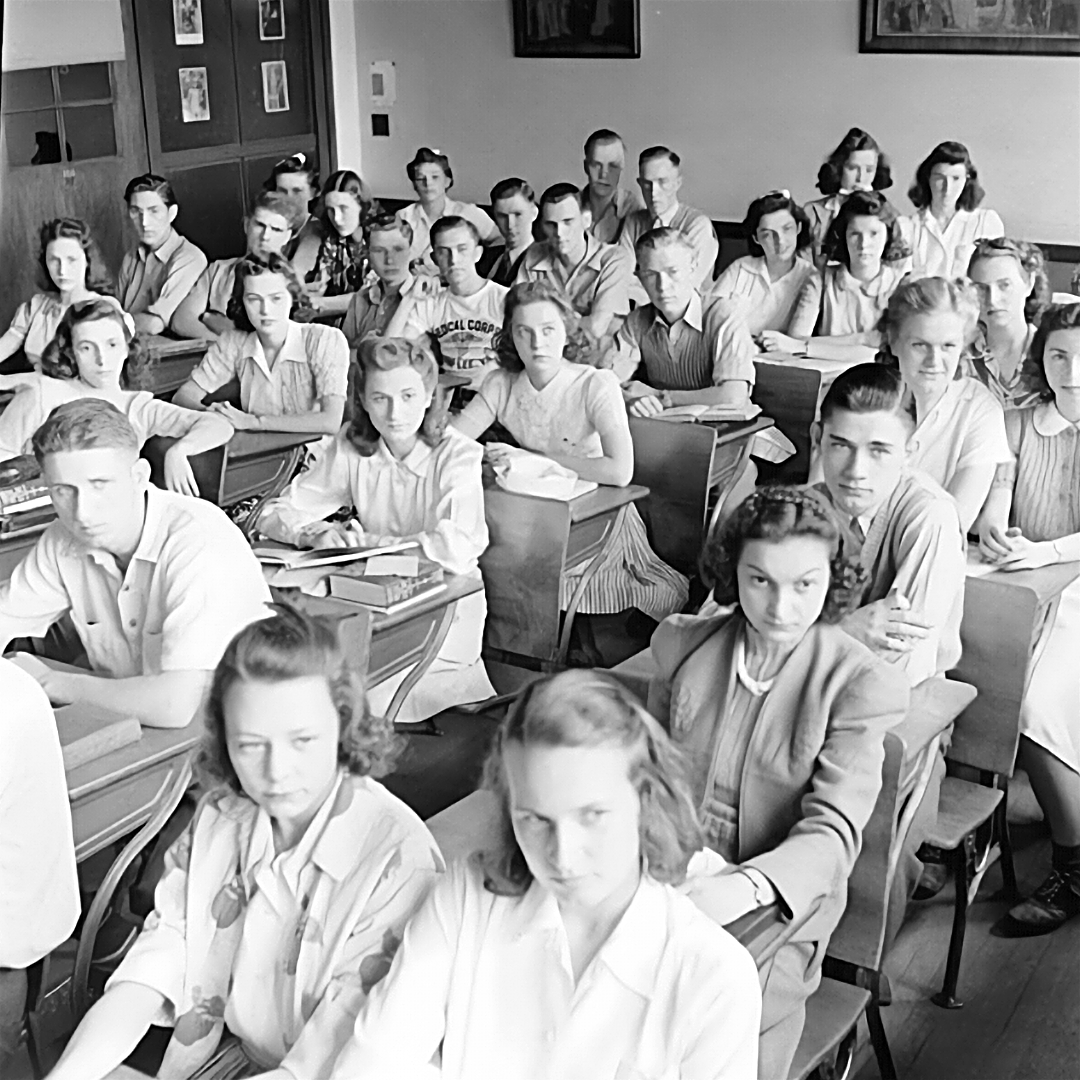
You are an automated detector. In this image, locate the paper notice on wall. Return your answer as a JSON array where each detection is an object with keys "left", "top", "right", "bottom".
[{"left": 370, "top": 61, "right": 396, "bottom": 107}]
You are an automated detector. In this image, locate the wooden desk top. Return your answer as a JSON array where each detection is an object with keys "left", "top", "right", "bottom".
[
  {"left": 143, "top": 335, "right": 211, "bottom": 359},
  {"left": 226, "top": 430, "right": 320, "bottom": 459},
  {"left": 966, "top": 559, "right": 1079, "bottom": 606},
  {"left": 567, "top": 482, "right": 648, "bottom": 524},
  {"left": 702, "top": 414, "right": 775, "bottom": 445}
]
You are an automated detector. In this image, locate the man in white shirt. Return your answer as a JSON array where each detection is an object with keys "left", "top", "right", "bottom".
[
  {"left": 0, "top": 399, "right": 272, "bottom": 728},
  {"left": 582, "top": 129, "right": 643, "bottom": 245}
]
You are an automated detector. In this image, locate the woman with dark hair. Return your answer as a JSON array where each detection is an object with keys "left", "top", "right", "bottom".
[
  {"left": 47, "top": 605, "right": 441, "bottom": 1080},
  {"left": 906, "top": 141, "right": 1004, "bottom": 278},
  {"left": 330, "top": 668, "right": 761, "bottom": 1080},
  {"left": 648, "top": 485, "right": 909, "bottom": 1079},
  {"left": 264, "top": 151, "right": 322, "bottom": 261},
  {"left": 257, "top": 337, "right": 494, "bottom": 721}
]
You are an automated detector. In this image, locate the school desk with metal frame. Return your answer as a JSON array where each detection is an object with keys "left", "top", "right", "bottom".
[{"left": 142, "top": 335, "right": 210, "bottom": 399}]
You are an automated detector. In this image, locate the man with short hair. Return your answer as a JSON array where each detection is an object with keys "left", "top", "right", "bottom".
[
  {"left": 341, "top": 215, "right": 417, "bottom": 344},
  {"left": 582, "top": 129, "right": 643, "bottom": 245},
  {"left": 487, "top": 178, "right": 539, "bottom": 287},
  {"left": 0, "top": 399, "right": 272, "bottom": 728}
]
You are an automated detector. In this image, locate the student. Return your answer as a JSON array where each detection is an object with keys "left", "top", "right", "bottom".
[
  {"left": 0, "top": 217, "right": 114, "bottom": 377},
  {"left": 803, "top": 127, "right": 893, "bottom": 269},
  {"left": 487, "top": 177, "right": 539, "bottom": 287},
  {"left": 340, "top": 215, "right": 418, "bottom": 345},
  {"left": 454, "top": 281, "right": 688, "bottom": 627},
  {"left": 396, "top": 147, "right": 500, "bottom": 267},
  {"left": 581, "top": 128, "right": 643, "bottom": 244},
  {"left": 515, "top": 183, "right": 634, "bottom": 340},
  {"left": 0, "top": 300, "right": 233, "bottom": 494},
  {"left": 711, "top": 190, "right": 820, "bottom": 340},
  {"left": 174, "top": 254, "right": 349, "bottom": 438},
  {"left": 965, "top": 237, "right": 1051, "bottom": 409},
  {"left": 257, "top": 337, "right": 495, "bottom": 723},
  {"left": 977, "top": 303, "right": 1080, "bottom": 937},
  {"left": 0, "top": 659, "right": 79, "bottom": 1070},
  {"left": 648, "top": 486, "right": 908, "bottom": 1079},
  {"left": 46, "top": 606, "right": 443, "bottom": 1080},
  {"left": 0, "top": 399, "right": 270, "bottom": 728},
  {"left": 878, "top": 276, "right": 1011, "bottom": 533},
  {"left": 329, "top": 669, "right": 761, "bottom": 1080},
  {"left": 117, "top": 173, "right": 208, "bottom": 336},
  {"left": 619, "top": 146, "right": 719, "bottom": 293},
  {"left": 906, "top": 141, "right": 1004, "bottom": 279},
  {"left": 170, "top": 192, "right": 294, "bottom": 341},
  {"left": 385, "top": 217, "right": 509, "bottom": 391},
  {"left": 264, "top": 152, "right": 322, "bottom": 265}
]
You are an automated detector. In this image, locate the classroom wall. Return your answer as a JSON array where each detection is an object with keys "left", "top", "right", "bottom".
[{"left": 336, "top": 0, "right": 1080, "bottom": 246}]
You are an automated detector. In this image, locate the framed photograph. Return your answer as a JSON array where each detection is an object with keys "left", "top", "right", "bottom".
[
  {"left": 172, "top": 0, "right": 204, "bottom": 46},
  {"left": 179, "top": 67, "right": 210, "bottom": 123},
  {"left": 259, "top": 0, "right": 285, "bottom": 41},
  {"left": 261, "top": 60, "right": 290, "bottom": 113},
  {"left": 512, "top": 0, "right": 641, "bottom": 58},
  {"left": 860, "top": 0, "right": 1079, "bottom": 55}
]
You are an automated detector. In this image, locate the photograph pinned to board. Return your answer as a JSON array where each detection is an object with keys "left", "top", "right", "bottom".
[
  {"left": 261, "top": 60, "right": 290, "bottom": 113},
  {"left": 179, "top": 67, "right": 210, "bottom": 123},
  {"left": 173, "top": 0, "right": 204, "bottom": 45},
  {"left": 259, "top": 0, "right": 285, "bottom": 41}
]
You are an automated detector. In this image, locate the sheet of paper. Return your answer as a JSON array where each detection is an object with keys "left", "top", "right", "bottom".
[{"left": 366, "top": 554, "right": 420, "bottom": 577}]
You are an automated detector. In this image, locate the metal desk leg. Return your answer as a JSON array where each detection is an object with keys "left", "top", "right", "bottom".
[{"left": 382, "top": 601, "right": 458, "bottom": 726}]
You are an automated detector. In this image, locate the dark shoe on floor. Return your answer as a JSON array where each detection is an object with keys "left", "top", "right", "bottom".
[
  {"left": 991, "top": 868, "right": 1080, "bottom": 938},
  {"left": 913, "top": 854, "right": 950, "bottom": 901}
]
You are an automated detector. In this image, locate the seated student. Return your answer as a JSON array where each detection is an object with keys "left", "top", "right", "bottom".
[
  {"left": 487, "top": 177, "right": 539, "bottom": 287},
  {"left": 117, "top": 173, "right": 208, "bottom": 337},
  {"left": 384, "top": 217, "right": 509, "bottom": 391},
  {"left": 965, "top": 236, "right": 1051, "bottom": 409},
  {"left": 0, "top": 300, "right": 233, "bottom": 495},
  {"left": 977, "top": 303, "right": 1080, "bottom": 937},
  {"left": 329, "top": 669, "right": 761, "bottom": 1080},
  {"left": 906, "top": 141, "right": 1005, "bottom": 280},
  {"left": 609, "top": 228, "right": 755, "bottom": 417},
  {"left": 0, "top": 399, "right": 270, "bottom": 728},
  {"left": 803, "top": 127, "right": 894, "bottom": 270},
  {"left": 170, "top": 192, "right": 294, "bottom": 341},
  {"left": 341, "top": 215, "right": 417, "bottom": 345},
  {"left": 257, "top": 337, "right": 495, "bottom": 723},
  {"left": 619, "top": 146, "right": 719, "bottom": 294},
  {"left": 581, "top": 128, "right": 643, "bottom": 245},
  {"left": 648, "top": 486, "right": 908, "bottom": 1079},
  {"left": 46, "top": 605, "right": 443, "bottom": 1080},
  {"left": 173, "top": 254, "right": 348, "bottom": 438},
  {"left": 264, "top": 152, "right": 322, "bottom": 267},
  {"left": 0, "top": 659, "right": 79, "bottom": 1070},
  {"left": 711, "top": 190, "right": 820, "bottom": 340},
  {"left": 396, "top": 147, "right": 500, "bottom": 268},
  {"left": 515, "top": 183, "right": 634, "bottom": 341},
  {"left": 453, "top": 281, "right": 688, "bottom": 633}
]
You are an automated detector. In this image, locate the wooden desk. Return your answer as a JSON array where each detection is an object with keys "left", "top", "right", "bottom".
[
  {"left": 141, "top": 336, "right": 209, "bottom": 399},
  {"left": 479, "top": 480, "right": 648, "bottom": 669}
]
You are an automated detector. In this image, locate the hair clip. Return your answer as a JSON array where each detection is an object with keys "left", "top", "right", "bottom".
[
  {"left": 765, "top": 188, "right": 791, "bottom": 200},
  {"left": 276, "top": 152, "right": 307, "bottom": 170}
]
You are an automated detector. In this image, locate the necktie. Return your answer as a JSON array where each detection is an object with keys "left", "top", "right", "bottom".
[{"left": 850, "top": 516, "right": 866, "bottom": 543}]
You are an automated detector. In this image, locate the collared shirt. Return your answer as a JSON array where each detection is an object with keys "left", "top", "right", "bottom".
[
  {"left": 906, "top": 206, "right": 1005, "bottom": 279},
  {"left": 201, "top": 257, "right": 242, "bottom": 317},
  {"left": 585, "top": 184, "right": 644, "bottom": 245},
  {"left": 396, "top": 198, "right": 501, "bottom": 264},
  {"left": 709, "top": 255, "right": 820, "bottom": 335},
  {"left": 618, "top": 203, "right": 719, "bottom": 292},
  {"left": 284, "top": 215, "right": 322, "bottom": 262},
  {"left": 804, "top": 194, "right": 846, "bottom": 268},
  {"left": 331, "top": 858, "right": 761, "bottom": 1080},
  {"left": 963, "top": 323, "right": 1041, "bottom": 410},
  {"left": 341, "top": 274, "right": 415, "bottom": 345},
  {"left": 0, "top": 290, "right": 113, "bottom": 368},
  {"left": 189, "top": 321, "right": 349, "bottom": 415},
  {"left": 790, "top": 262, "right": 908, "bottom": 343},
  {"left": 0, "top": 487, "right": 271, "bottom": 676},
  {"left": 118, "top": 229, "right": 208, "bottom": 326},
  {"left": 516, "top": 234, "right": 633, "bottom": 321},
  {"left": 1011, "top": 401, "right": 1080, "bottom": 542}
]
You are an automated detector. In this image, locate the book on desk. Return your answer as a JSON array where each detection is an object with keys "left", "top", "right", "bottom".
[
  {"left": 328, "top": 558, "right": 446, "bottom": 612},
  {"left": 55, "top": 702, "right": 143, "bottom": 772}
]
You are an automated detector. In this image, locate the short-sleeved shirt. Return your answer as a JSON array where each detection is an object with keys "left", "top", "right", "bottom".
[
  {"left": 0, "top": 487, "right": 271, "bottom": 677},
  {"left": 515, "top": 234, "right": 633, "bottom": 322},
  {"left": 201, "top": 256, "right": 243, "bottom": 316},
  {"left": 188, "top": 321, "right": 349, "bottom": 416},
  {"left": 618, "top": 202, "right": 719, "bottom": 291},
  {"left": 396, "top": 198, "right": 500, "bottom": 264},
  {"left": 0, "top": 291, "right": 114, "bottom": 368},
  {"left": 585, "top": 184, "right": 644, "bottom": 245},
  {"left": 341, "top": 275, "right": 414, "bottom": 345},
  {"left": 118, "top": 229, "right": 208, "bottom": 326},
  {"left": 793, "top": 262, "right": 907, "bottom": 342},
  {"left": 906, "top": 206, "right": 1005, "bottom": 279},
  {"left": 709, "top": 255, "right": 820, "bottom": 335}
]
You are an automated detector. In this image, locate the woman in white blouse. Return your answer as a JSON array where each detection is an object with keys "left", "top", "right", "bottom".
[
  {"left": 257, "top": 336, "right": 495, "bottom": 722},
  {"left": 905, "top": 141, "right": 1004, "bottom": 279},
  {"left": 330, "top": 668, "right": 762, "bottom": 1080}
]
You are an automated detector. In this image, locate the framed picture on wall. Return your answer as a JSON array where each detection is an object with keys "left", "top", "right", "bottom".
[
  {"left": 259, "top": 0, "right": 285, "bottom": 41},
  {"left": 860, "top": 0, "right": 1079, "bottom": 55},
  {"left": 179, "top": 67, "right": 210, "bottom": 123},
  {"left": 261, "top": 60, "right": 290, "bottom": 113},
  {"left": 172, "top": 0, "right": 204, "bottom": 46},
  {"left": 512, "top": 0, "right": 641, "bottom": 58}
]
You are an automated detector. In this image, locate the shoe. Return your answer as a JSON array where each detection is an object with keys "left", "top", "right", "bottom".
[
  {"left": 991, "top": 868, "right": 1080, "bottom": 938},
  {"left": 913, "top": 847, "right": 950, "bottom": 900}
]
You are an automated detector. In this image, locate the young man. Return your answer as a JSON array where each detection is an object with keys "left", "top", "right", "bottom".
[
  {"left": 581, "top": 128, "right": 643, "bottom": 244},
  {"left": 0, "top": 399, "right": 272, "bottom": 729},
  {"left": 341, "top": 214, "right": 418, "bottom": 345},
  {"left": 386, "top": 216, "right": 508, "bottom": 390},
  {"left": 487, "top": 178, "right": 539, "bottom": 287},
  {"left": 516, "top": 183, "right": 634, "bottom": 340},
  {"left": 117, "top": 173, "right": 207, "bottom": 336}
]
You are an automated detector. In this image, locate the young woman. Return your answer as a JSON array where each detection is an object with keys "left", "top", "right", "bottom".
[
  {"left": 257, "top": 337, "right": 495, "bottom": 723},
  {"left": 906, "top": 141, "right": 1004, "bottom": 279},
  {"left": 966, "top": 237, "right": 1051, "bottom": 409},
  {"left": 0, "top": 299, "right": 232, "bottom": 495},
  {"left": 453, "top": 281, "right": 688, "bottom": 630},
  {"left": 330, "top": 669, "right": 762, "bottom": 1080},
  {"left": 879, "top": 276, "right": 1011, "bottom": 533},
  {"left": 977, "top": 303, "right": 1080, "bottom": 938},
  {"left": 264, "top": 152, "right": 322, "bottom": 267},
  {"left": 45, "top": 606, "right": 442, "bottom": 1080},
  {"left": 649, "top": 486, "right": 909, "bottom": 1079},
  {"left": 803, "top": 128, "right": 893, "bottom": 269}
]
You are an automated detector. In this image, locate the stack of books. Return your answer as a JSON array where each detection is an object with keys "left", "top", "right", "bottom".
[
  {"left": 327, "top": 557, "right": 447, "bottom": 614},
  {"left": 0, "top": 455, "right": 55, "bottom": 536}
]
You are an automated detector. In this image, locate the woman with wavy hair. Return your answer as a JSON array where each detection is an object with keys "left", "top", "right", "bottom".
[
  {"left": 47, "top": 605, "right": 442, "bottom": 1080},
  {"left": 331, "top": 668, "right": 761, "bottom": 1080}
]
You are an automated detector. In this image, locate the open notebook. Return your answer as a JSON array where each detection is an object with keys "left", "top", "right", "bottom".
[{"left": 654, "top": 402, "right": 762, "bottom": 424}]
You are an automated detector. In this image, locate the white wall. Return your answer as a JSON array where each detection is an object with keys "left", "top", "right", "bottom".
[{"left": 332, "top": 0, "right": 1080, "bottom": 244}]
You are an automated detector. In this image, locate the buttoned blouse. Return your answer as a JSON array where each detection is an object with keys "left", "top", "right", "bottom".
[
  {"left": 1011, "top": 402, "right": 1080, "bottom": 542},
  {"left": 906, "top": 206, "right": 1005, "bottom": 279},
  {"left": 396, "top": 198, "right": 500, "bottom": 263},
  {"left": 0, "top": 291, "right": 113, "bottom": 368},
  {"left": 586, "top": 184, "right": 644, "bottom": 245},
  {"left": 790, "top": 262, "right": 908, "bottom": 342},
  {"left": 516, "top": 234, "right": 634, "bottom": 321},
  {"left": 709, "top": 255, "right": 820, "bottom": 335},
  {"left": 118, "top": 229, "right": 208, "bottom": 325}
]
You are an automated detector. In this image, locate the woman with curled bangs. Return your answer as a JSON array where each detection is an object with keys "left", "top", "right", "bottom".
[
  {"left": 258, "top": 336, "right": 495, "bottom": 723},
  {"left": 330, "top": 668, "right": 761, "bottom": 1080},
  {"left": 49, "top": 604, "right": 442, "bottom": 1080},
  {"left": 646, "top": 485, "right": 909, "bottom": 1079}
]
